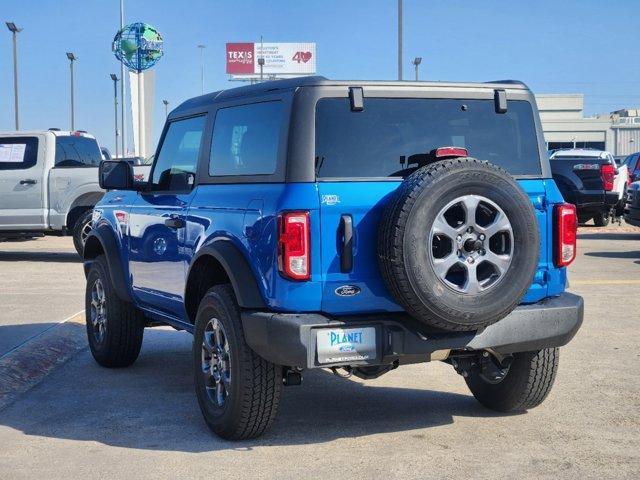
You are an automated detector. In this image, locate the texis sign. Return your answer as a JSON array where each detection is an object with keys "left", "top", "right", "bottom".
[
  {"left": 226, "top": 43, "right": 254, "bottom": 74},
  {"left": 226, "top": 42, "right": 316, "bottom": 76}
]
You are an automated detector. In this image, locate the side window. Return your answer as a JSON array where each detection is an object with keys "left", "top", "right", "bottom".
[
  {"left": 0, "top": 137, "right": 39, "bottom": 171},
  {"left": 209, "top": 101, "right": 283, "bottom": 176},
  {"left": 55, "top": 136, "right": 102, "bottom": 167},
  {"left": 150, "top": 115, "right": 206, "bottom": 191}
]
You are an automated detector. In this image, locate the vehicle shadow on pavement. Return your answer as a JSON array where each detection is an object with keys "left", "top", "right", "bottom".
[
  {"left": 0, "top": 251, "right": 81, "bottom": 263},
  {"left": 577, "top": 232, "right": 640, "bottom": 241},
  {"left": 0, "top": 328, "right": 511, "bottom": 452},
  {"left": 584, "top": 250, "right": 640, "bottom": 259}
]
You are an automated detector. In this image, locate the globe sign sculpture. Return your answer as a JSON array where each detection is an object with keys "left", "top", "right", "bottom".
[{"left": 112, "top": 22, "right": 163, "bottom": 72}]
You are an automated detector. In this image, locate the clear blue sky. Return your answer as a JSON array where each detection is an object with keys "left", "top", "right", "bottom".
[{"left": 1, "top": 0, "right": 639, "bottom": 153}]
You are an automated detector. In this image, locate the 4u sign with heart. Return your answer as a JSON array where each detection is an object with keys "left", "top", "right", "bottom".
[{"left": 292, "top": 51, "right": 313, "bottom": 64}]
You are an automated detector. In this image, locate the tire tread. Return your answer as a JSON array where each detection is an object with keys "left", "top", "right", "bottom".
[
  {"left": 465, "top": 348, "right": 559, "bottom": 412},
  {"left": 86, "top": 255, "right": 144, "bottom": 368}
]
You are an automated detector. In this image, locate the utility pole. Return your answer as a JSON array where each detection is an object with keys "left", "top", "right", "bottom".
[
  {"left": 6, "top": 22, "right": 22, "bottom": 130},
  {"left": 397, "top": 0, "right": 403, "bottom": 81},
  {"left": 66, "top": 52, "right": 77, "bottom": 131},
  {"left": 110, "top": 74, "right": 119, "bottom": 158},
  {"left": 197, "top": 44, "right": 206, "bottom": 94},
  {"left": 119, "top": 0, "right": 126, "bottom": 155},
  {"left": 163, "top": 99, "right": 169, "bottom": 118},
  {"left": 412, "top": 57, "right": 422, "bottom": 81}
]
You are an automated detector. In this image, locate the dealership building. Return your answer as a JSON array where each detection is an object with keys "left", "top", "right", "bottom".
[{"left": 536, "top": 94, "right": 640, "bottom": 156}]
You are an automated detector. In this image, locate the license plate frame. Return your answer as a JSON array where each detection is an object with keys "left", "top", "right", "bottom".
[{"left": 315, "top": 326, "right": 377, "bottom": 365}]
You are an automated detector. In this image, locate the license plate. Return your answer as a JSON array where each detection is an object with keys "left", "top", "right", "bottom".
[{"left": 316, "top": 327, "right": 376, "bottom": 364}]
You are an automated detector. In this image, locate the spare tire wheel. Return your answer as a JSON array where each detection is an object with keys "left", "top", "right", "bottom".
[{"left": 378, "top": 157, "right": 539, "bottom": 332}]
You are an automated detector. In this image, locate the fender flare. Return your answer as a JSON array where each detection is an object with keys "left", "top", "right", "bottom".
[
  {"left": 83, "top": 224, "right": 132, "bottom": 303},
  {"left": 186, "top": 239, "right": 266, "bottom": 310}
]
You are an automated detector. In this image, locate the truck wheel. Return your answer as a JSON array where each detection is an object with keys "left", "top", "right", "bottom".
[
  {"left": 85, "top": 255, "right": 145, "bottom": 368},
  {"left": 378, "top": 158, "right": 539, "bottom": 332},
  {"left": 73, "top": 210, "right": 94, "bottom": 256},
  {"left": 593, "top": 211, "right": 610, "bottom": 227},
  {"left": 465, "top": 348, "right": 559, "bottom": 412},
  {"left": 193, "top": 285, "right": 282, "bottom": 440}
]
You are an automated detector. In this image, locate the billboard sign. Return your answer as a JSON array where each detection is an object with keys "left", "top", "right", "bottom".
[{"left": 226, "top": 42, "right": 316, "bottom": 76}]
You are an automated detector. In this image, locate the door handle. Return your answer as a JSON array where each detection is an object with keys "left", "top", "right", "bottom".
[
  {"left": 164, "top": 216, "right": 185, "bottom": 229},
  {"left": 340, "top": 214, "right": 353, "bottom": 273},
  {"left": 20, "top": 179, "right": 37, "bottom": 185}
]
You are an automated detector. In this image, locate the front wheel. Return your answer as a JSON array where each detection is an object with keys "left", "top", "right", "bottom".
[
  {"left": 465, "top": 348, "right": 559, "bottom": 412},
  {"left": 85, "top": 255, "right": 145, "bottom": 367},
  {"left": 73, "top": 210, "right": 94, "bottom": 256},
  {"left": 193, "top": 285, "right": 282, "bottom": 440}
]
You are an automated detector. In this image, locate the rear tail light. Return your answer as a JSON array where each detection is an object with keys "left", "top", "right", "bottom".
[
  {"left": 278, "top": 211, "right": 310, "bottom": 281},
  {"left": 554, "top": 203, "right": 577, "bottom": 267},
  {"left": 600, "top": 164, "right": 615, "bottom": 191}
]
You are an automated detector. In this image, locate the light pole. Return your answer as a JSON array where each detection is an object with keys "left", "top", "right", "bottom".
[
  {"left": 110, "top": 74, "right": 119, "bottom": 158},
  {"left": 397, "top": 0, "right": 403, "bottom": 80},
  {"left": 66, "top": 52, "right": 77, "bottom": 131},
  {"left": 119, "top": 0, "right": 126, "bottom": 155},
  {"left": 197, "top": 44, "right": 206, "bottom": 94},
  {"left": 258, "top": 57, "right": 265, "bottom": 82},
  {"left": 258, "top": 35, "right": 264, "bottom": 82},
  {"left": 162, "top": 99, "right": 169, "bottom": 118},
  {"left": 6, "top": 22, "right": 22, "bottom": 130},
  {"left": 412, "top": 57, "right": 422, "bottom": 81}
]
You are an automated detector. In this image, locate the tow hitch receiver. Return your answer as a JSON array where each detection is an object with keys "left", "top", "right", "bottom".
[{"left": 450, "top": 351, "right": 513, "bottom": 383}]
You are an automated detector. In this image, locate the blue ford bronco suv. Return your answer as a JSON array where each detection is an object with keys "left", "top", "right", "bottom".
[{"left": 85, "top": 77, "right": 583, "bottom": 440}]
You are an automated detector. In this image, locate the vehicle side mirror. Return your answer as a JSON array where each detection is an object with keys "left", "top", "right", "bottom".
[{"left": 99, "top": 160, "right": 135, "bottom": 190}]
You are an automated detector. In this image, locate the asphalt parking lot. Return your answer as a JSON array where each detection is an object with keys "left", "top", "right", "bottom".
[{"left": 0, "top": 226, "right": 639, "bottom": 479}]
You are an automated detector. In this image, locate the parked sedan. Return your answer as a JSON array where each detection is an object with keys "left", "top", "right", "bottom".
[
  {"left": 624, "top": 181, "right": 640, "bottom": 227},
  {"left": 621, "top": 152, "right": 640, "bottom": 185}
]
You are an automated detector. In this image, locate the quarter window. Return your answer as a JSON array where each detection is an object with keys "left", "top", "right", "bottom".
[
  {"left": 150, "top": 116, "right": 206, "bottom": 191},
  {"left": 209, "top": 101, "right": 283, "bottom": 176}
]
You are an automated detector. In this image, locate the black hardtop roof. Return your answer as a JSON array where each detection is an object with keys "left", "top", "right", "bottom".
[{"left": 172, "top": 76, "right": 529, "bottom": 116}]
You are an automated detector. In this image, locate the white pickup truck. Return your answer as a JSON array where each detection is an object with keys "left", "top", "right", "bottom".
[{"left": 0, "top": 129, "right": 106, "bottom": 254}]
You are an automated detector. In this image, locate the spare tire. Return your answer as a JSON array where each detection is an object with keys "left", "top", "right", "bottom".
[{"left": 378, "top": 157, "right": 539, "bottom": 332}]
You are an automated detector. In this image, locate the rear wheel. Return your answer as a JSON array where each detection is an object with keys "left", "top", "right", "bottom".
[
  {"left": 73, "top": 210, "right": 94, "bottom": 256},
  {"left": 465, "top": 348, "right": 559, "bottom": 412},
  {"left": 593, "top": 210, "right": 610, "bottom": 227},
  {"left": 85, "top": 255, "right": 145, "bottom": 367},
  {"left": 193, "top": 285, "right": 282, "bottom": 440}
]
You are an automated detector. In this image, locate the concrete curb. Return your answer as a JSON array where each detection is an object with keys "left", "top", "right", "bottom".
[{"left": 0, "top": 311, "right": 86, "bottom": 411}]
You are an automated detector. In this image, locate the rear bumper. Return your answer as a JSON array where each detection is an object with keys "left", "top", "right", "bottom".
[
  {"left": 573, "top": 190, "right": 618, "bottom": 210},
  {"left": 241, "top": 292, "right": 584, "bottom": 369}
]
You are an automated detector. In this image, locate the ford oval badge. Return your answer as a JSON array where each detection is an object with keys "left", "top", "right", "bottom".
[{"left": 335, "top": 285, "right": 361, "bottom": 297}]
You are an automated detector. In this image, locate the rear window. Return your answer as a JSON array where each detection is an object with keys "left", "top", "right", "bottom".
[
  {"left": 0, "top": 137, "right": 39, "bottom": 170},
  {"left": 315, "top": 98, "right": 541, "bottom": 178},
  {"left": 55, "top": 135, "right": 102, "bottom": 167}
]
